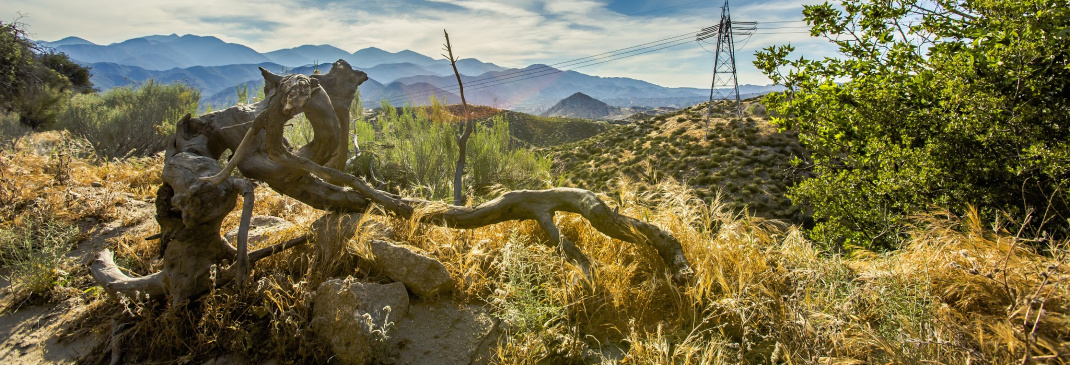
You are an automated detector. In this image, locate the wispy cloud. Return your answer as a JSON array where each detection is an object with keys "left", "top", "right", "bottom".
[{"left": 5, "top": 0, "right": 834, "bottom": 87}]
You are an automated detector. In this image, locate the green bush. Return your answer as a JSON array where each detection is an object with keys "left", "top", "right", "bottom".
[
  {"left": 470, "top": 114, "right": 552, "bottom": 192},
  {"left": 756, "top": 0, "right": 1070, "bottom": 250},
  {"left": 0, "top": 206, "right": 80, "bottom": 297},
  {"left": 1, "top": 22, "right": 93, "bottom": 130},
  {"left": 364, "top": 99, "right": 550, "bottom": 201},
  {"left": 0, "top": 112, "right": 31, "bottom": 148},
  {"left": 58, "top": 80, "right": 200, "bottom": 159}
]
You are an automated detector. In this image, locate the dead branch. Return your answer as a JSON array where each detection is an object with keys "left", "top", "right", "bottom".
[{"left": 88, "top": 59, "right": 693, "bottom": 306}]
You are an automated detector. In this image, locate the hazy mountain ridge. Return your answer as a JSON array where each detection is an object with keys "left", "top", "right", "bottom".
[
  {"left": 40, "top": 34, "right": 272, "bottom": 70},
  {"left": 42, "top": 34, "right": 781, "bottom": 112}
]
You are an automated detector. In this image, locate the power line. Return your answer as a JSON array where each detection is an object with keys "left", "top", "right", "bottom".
[
  {"left": 354, "top": 0, "right": 717, "bottom": 67},
  {"left": 381, "top": 25, "right": 811, "bottom": 105},
  {"left": 377, "top": 21, "right": 813, "bottom": 105},
  {"left": 383, "top": 39, "right": 697, "bottom": 105},
  {"left": 384, "top": 37, "right": 699, "bottom": 105},
  {"left": 382, "top": 29, "right": 707, "bottom": 104}
]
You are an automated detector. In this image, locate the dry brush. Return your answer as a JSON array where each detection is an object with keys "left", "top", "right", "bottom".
[{"left": 88, "top": 59, "right": 695, "bottom": 306}]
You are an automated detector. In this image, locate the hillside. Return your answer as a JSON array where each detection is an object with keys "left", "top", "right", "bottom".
[
  {"left": 374, "top": 105, "right": 614, "bottom": 148},
  {"left": 1, "top": 127, "right": 1065, "bottom": 364},
  {"left": 540, "top": 92, "right": 619, "bottom": 120},
  {"left": 498, "top": 110, "right": 613, "bottom": 147},
  {"left": 550, "top": 99, "right": 811, "bottom": 223}
]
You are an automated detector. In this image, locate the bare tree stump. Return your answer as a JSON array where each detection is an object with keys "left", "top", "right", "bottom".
[{"left": 89, "top": 59, "right": 694, "bottom": 305}]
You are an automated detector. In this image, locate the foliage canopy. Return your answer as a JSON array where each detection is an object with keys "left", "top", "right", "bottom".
[
  {"left": 756, "top": 0, "right": 1070, "bottom": 250},
  {"left": 0, "top": 20, "right": 94, "bottom": 129}
]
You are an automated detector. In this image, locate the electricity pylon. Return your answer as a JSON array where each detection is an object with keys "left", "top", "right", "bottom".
[{"left": 700, "top": 0, "right": 755, "bottom": 138}]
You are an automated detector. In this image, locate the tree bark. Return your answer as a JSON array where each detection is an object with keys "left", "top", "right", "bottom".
[{"left": 444, "top": 29, "right": 474, "bottom": 207}]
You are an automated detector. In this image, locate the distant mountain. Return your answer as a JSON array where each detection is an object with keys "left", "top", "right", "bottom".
[
  {"left": 39, "top": 36, "right": 95, "bottom": 48},
  {"left": 351, "top": 47, "right": 438, "bottom": 68},
  {"left": 366, "top": 81, "right": 461, "bottom": 107},
  {"left": 87, "top": 62, "right": 289, "bottom": 101},
  {"left": 364, "top": 62, "right": 445, "bottom": 83},
  {"left": 50, "top": 34, "right": 271, "bottom": 70},
  {"left": 541, "top": 92, "right": 619, "bottom": 120},
  {"left": 420, "top": 58, "right": 509, "bottom": 79},
  {"left": 50, "top": 33, "right": 783, "bottom": 113},
  {"left": 264, "top": 45, "right": 353, "bottom": 68},
  {"left": 389, "top": 64, "right": 709, "bottom": 113}
]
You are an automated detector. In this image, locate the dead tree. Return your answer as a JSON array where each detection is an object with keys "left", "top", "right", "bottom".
[
  {"left": 90, "top": 59, "right": 694, "bottom": 305},
  {"left": 443, "top": 29, "right": 474, "bottom": 206}
]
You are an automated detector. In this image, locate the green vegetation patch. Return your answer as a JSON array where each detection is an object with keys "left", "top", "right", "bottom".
[{"left": 550, "top": 100, "right": 811, "bottom": 223}]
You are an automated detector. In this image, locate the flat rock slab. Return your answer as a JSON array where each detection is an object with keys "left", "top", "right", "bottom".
[
  {"left": 394, "top": 300, "right": 502, "bottom": 365},
  {"left": 370, "top": 240, "right": 453, "bottom": 298},
  {"left": 312, "top": 278, "right": 409, "bottom": 365}
]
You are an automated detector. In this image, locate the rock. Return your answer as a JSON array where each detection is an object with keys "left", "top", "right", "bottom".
[
  {"left": 394, "top": 300, "right": 503, "bottom": 365},
  {"left": 311, "top": 277, "right": 409, "bottom": 365},
  {"left": 310, "top": 213, "right": 395, "bottom": 249},
  {"left": 369, "top": 239, "right": 453, "bottom": 298},
  {"left": 224, "top": 215, "right": 294, "bottom": 244},
  {"left": 311, "top": 213, "right": 362, "bottom": 246}
]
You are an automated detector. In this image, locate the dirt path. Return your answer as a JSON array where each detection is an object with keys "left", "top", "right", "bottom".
[{"left": 0, "top": 297, "right": 101, "bottom": 364}]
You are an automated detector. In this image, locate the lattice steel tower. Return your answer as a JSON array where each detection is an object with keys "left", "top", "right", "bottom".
[{"left": 700, "top": 0, "right": 755, "bottom": 138}]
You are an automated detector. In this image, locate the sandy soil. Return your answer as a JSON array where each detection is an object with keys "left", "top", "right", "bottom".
[{"left": 0, "top": 190, "right": 156, "bottom": 364}]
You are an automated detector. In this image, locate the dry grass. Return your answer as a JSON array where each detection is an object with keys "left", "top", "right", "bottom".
[{"left": 1, "top": 132, "right": 1067, "bottom": 364}]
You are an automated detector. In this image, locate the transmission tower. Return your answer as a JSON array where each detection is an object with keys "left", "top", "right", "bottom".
[{"left": 700, "top": 0, "right": 755, "bottom": 138}]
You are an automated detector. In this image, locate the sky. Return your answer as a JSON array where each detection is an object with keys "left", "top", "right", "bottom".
[{"left": 4, "top": 0, "right": 836, "bottom": 88}]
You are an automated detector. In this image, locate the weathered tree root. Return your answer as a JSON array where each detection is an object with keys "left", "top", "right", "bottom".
[
  {"left": 89, "top": 59, "right": 694, "bottom": 305},
  {"left": 90, "top": 249, "right": 165, "bottom": 299}
]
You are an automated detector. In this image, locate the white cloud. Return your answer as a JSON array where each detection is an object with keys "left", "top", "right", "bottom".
[{"left": 4, "top": 0, "right": 835, "bottom": 87}]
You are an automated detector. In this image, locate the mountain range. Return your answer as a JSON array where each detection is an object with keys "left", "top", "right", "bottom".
[{"left": 38, "top": 34, "right": 784, "bottom": 114}]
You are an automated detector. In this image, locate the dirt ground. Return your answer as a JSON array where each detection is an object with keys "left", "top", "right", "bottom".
[{"left": 0, "top": 191, "right": 156, "bottom": 364}]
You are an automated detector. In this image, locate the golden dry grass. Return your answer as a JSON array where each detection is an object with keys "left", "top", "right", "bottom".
[{"left": 1, "top": 132, "right": 1067, "bottom": 364}]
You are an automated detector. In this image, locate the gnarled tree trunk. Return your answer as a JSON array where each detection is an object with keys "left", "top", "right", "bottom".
[{"left": 90, "top": 59, "right": 694, "bottom": 305}]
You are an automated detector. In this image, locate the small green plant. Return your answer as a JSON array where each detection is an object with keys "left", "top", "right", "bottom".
[
  {"left": 0, "top": 205, "right": 80, "bottom": 298},
  {"left": 364, "top": 306, "right": 398, "bottom": 363},
  {"left": 493, "top": 234, "right": 564, "bottom": 334}
]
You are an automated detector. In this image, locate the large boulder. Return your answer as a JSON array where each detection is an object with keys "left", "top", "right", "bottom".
[
  {"left": 311, "top": 277, "right": 409, "bottom": 365},
  {"left": 369, "top": 239, "right": 453, "bottom": 298},
  {"left": 394, "top": 300, "right": 503, "bottom": 365}
]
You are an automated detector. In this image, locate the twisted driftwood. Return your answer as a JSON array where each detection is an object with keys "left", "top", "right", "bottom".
[{"left": 90, "top": 59, "right": 694, "bottom": 305}]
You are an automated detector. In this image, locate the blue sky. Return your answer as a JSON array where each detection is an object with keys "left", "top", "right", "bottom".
[{"left": 4, "top": 0, "right": 835, "bottom": 87}]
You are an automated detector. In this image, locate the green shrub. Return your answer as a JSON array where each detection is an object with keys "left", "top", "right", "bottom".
[
  {"left": 0, "top": 206, "right": 80, "bottom": 297},
  {"left": 470, "top": 114, "right": 552, "bottom": 192},
  {"left": 12, "top": 84, "right": 66, "bottom": 129},
  {"left": 1, "top": 22, "right": 93, "bottom": 130},
  {"left": 0, "top": 112, "right": 31, "bottom": 148},
  {"left": 757, "top": 0, "right": 1070, "bottom": 250},
  {"left": 365, "top": 99, "right": 550, "bottom": 201},
  {"left": 59, "top": 80, "right": 199, "bottom": 159}
]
